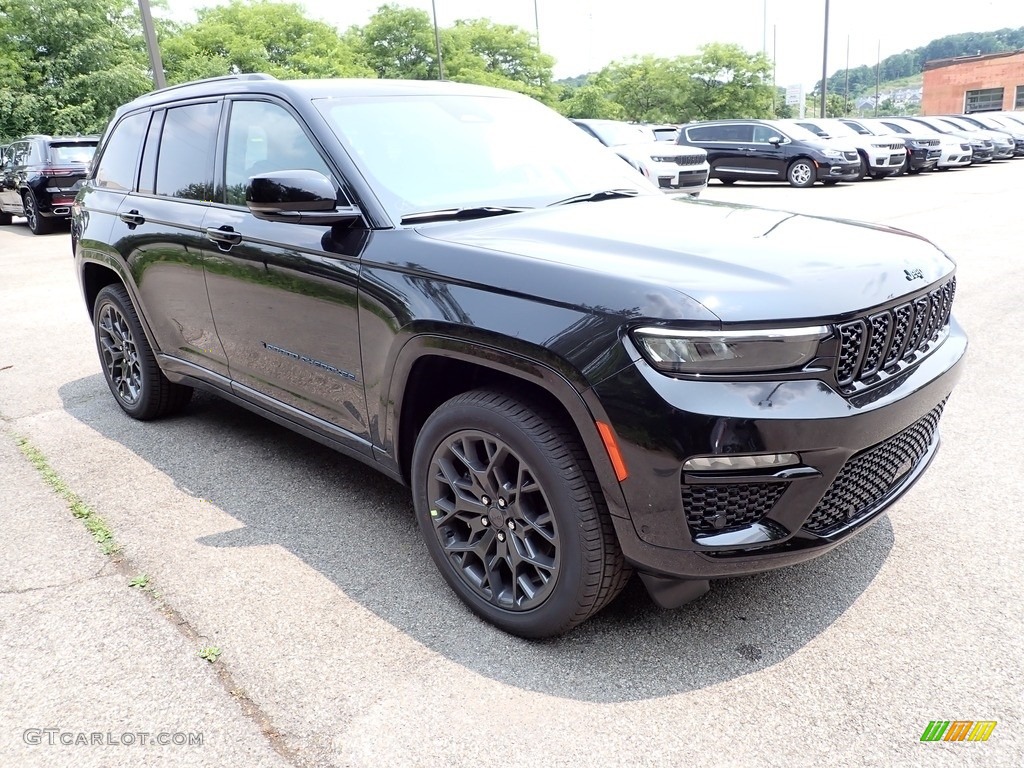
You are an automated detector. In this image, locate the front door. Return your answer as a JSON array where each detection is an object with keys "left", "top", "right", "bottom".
[{"left": 202, "top": 98, "right": 371, "bottom": 450}]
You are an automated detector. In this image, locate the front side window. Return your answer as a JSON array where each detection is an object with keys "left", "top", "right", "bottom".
[
  {"left": 155, "top": 102, "right": 219, "bottom": 201},
  {"left": 224, "top": 100, "right": 332, "bottom": 206},
  {"left": 965, "top": 87, "right": 1004, "bottom": 113},
  {"left": 94, "top": 113, "right": 148, "bottom": 191},
  {"left": 752, "top": 125, "right": 782, "bottom": 143}
]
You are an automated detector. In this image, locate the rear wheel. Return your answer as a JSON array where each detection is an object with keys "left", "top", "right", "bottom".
[
  {"left": 411, "top": 389, "right": 630, "bottom": 638},
  {"left": 0, "top": 210, "right": 11, "bottom": 226},
  {"left": 786, "top": 159, "right": 816, "bottom": 188},
  {"left": 93, "top": 284, "right": 193, "bottom": 420},
  {"left": 24, "top": 190, "right": 53, "bottom": 235}
]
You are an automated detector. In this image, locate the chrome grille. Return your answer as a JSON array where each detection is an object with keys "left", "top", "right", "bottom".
[
  {"left": 675, "top": 154, "right": 705, "bottom": 166},
  {"left": 834, "top": 277, "right": 956, "bottom": 389}
]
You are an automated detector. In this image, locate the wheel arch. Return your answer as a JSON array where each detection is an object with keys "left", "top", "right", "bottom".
[
  {"left": 383, "top": 335, "right": 631, "bottom": 520},
  {"left": 77, "top": 257, "right": 163, "bottom": 359}
]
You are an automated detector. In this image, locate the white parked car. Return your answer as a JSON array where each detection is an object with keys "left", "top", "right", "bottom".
[
  {"left": 571, "top": 119, "right": 709, "bottom": 197},
  {"left": 874, "top": 117, "right": 972, "bottom": 169},
  {"left": 790, "top": 117, "right": 907, "bottom": 179}
]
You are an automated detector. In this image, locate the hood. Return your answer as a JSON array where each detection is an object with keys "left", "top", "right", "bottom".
[
  {"left": 416, "top": 195, "right": 954, "bottom": 323},
  {"left": 615, "top": 141, "right": 706, "bottom": 158}
]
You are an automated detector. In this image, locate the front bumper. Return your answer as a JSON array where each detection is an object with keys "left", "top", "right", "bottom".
[
  {"left": 656, "top": 165, "right": 710, "bottom": 194},
  {"left": 908, "top": 148, "right": 939, "bottom": 171},
  {"left": 992, "top": 144, "right": 1016, "bottom": 159},
  {"left": 592, "top": 316, "right": 967, "bottom": 583},
  {"left": 817, "top": 160, "right": 861, "bottom": 181}
]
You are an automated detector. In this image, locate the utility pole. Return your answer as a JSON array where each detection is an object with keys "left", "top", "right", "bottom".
[
  {"left": 138, "top": 0, "right": 165, "bottom": 90},
  {"left": 431, "top": 0, "right": 444, "bottom": 80},
  {"left": 820, "top": 0, "right": 830, "bottom": 118},
  {"left": 762, "top": 0, "right": 767, "bottom": 55},
  {"left": 844, "top": 36, "right": 850, "bottom": 114},
  {"left": 534, "top": 0, "right": 541, "bottom": 51},
  {"left": 875, "top": 40, "right": 881, "bottom": 116}
]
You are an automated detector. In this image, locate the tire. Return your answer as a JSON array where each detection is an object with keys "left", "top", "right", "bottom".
[
  {"left": 0, "top": 210, "right": 11, "bottom": 226},
  {"left": 855, "top": 152, "right": 868, "bottom": 181},
  {"left": 411, "top": 389, "right": 631, "bottom": 638},
  {"left": 786, "top": 158, "right": 816, "bottom": 188},
  {"left": 907, "top": 166, "right": 922, "bottom": 175},
  {"left": 92, "top": 284, "right": 193, "bottom": 420},
  {"left": 24, "top": 190, "right": 53, "bottom": 235},
  {"left": 719, "top": 179, "right": 736, "bottom": 186},
  {"left": 822, "top": 180, "right": 839, "bottom": 186},
  {"left": 894, "top": 155, "right": 909, "bottom": 177}
]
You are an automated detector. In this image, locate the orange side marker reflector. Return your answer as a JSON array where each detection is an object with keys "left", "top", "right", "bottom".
[{"left": 596, "top": 421, "right": 628, "bottom": 482}]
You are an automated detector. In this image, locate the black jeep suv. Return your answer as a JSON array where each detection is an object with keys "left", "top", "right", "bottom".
[
  {"left": 73, "top": 75, "right": 966, "bottom": 637},
  {"left": 1, "top": 134, "right": 98, "bottom": 233}
]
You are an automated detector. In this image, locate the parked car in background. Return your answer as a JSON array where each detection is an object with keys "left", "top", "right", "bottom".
[
  {"left": 876, "top": 118, "right": 972, "bottom": 170},
  {"left": 0, "top": 134, "right": 98, "bottom": 233},
  {"left": 790, "top": 118, "right": 906, "bottom": 179},
  {"left": 839, "top": 117, "right": 940, "bottom": 175},
  {"left": 933, "top": 116, "right": 1015, "bottom": 159},
  {"left": 903, "top": 117, "right": 995, "bottom": 163},
  {"left": 72, "top": 74, "right": 966, "bottom": 637},
  {"left": 677, "top": 119, "right": 861, "bottom": 187},
  {"left": 996, "top": 112, "right": 1024, "bottom": 129},
  {"left": 948, "top": 113, "right": 1024, "bottom": 156},
  {"left": 572, "top": 119, "right": 708, "bottom": 196}
]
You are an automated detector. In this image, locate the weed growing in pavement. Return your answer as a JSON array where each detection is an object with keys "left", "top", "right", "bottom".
[
  {"left": 15, "top": 435, "right": 118, "bottom": 554},
  {"left": 129, "top": 573, "right": 151, "bottom": 589},
  {"left": 199, "top": 646, "right": 222, "bottom": 663}
]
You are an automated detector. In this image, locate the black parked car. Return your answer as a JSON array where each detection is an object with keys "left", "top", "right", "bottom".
[
  {"left": 73, "top": 75, "right": 966, "bottom": 637},
  {"left": 676, "top": 119, "right": 861, "bottom": 187},
  {"left": 0, "top": 134, "right": 98, "bottom": 233}
]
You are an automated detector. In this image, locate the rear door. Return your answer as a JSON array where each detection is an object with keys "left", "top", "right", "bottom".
[
  {"left": 0, "top": 141, "right": 30, "bottom": 212},
  {"left": 685, "top": 124, "right": 755, "bottom": 180}
]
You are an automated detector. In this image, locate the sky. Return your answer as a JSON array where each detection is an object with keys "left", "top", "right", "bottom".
[{"left": 163, "top": 0, "right": 1024, "bottom": 89}]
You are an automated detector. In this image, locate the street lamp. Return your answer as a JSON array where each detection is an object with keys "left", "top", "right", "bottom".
[
  {"left": 431, "top": 0, "right": 444, "bottom": 80},
  {"left": 138, "top": 0, "right": 166, "bottom": 90},
  {"left": 820, "top": 0, "right": 829, "bottom": 118}
]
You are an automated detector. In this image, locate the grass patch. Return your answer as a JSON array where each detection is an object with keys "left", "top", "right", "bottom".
[{"left": 15, "top": 435, "right": 119, "bottom": 555}]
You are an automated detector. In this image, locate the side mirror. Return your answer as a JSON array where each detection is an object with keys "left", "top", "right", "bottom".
[
  {"left": 246, "top": 169, "right": 362, "bottom": 225},
  {"left": 768, "top": 136, "right": 782, "bottom": 146}
]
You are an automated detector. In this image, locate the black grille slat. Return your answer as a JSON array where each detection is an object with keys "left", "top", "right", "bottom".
[
  {"left": 682, "top": 483, "right": 786, "bottom": 535},
  {"left": 884, "top": 303, "right": 913, "bottom": 366},
  {"left": 904, "top": 296, "right": 931, "bottom": 360},
  {"left": 802, "top": 400, "right": 946, "bottom": 535},
  {"left": 837, "top": 320, "right": 866, "bottom": 385},
  {"left": 674, "top": 154, "right": 705, "bottom": 166},
  {"left": 859, "top": 312, "right": 892, "bottom": 378}
]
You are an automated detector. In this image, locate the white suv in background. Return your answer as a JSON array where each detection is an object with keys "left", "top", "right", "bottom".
[
  {"left": 878, "top": 118, "right": 973, "bottom": 168},
  {"left": 571, "top": 119, "right": 709, "bottom": 197},
  {"left": 791, "top": 117, "right": 907, "bottom": 179}
]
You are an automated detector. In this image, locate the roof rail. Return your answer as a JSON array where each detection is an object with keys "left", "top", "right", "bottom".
[{"left": 147, "top": 73, "right": 277, "bottom": 97}]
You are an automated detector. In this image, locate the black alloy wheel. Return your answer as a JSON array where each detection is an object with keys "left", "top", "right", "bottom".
[
  {"left": 412, "top": 389, "right": 630, "bottom": 638},
  {"left": 93, "top": 284, "right": 193, "bottom": 420},
  {"left": 24, "top": 190, "right": 53, "bottom": 235}
]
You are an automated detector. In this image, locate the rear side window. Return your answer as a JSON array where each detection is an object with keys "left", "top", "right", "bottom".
[
  {"left": 156, "top": 102, "right": 220, "bottom": 201},
  {"left": 94, "top": 113, "right": 149, "bottom": 191},
  {"left": 686, "top": 124, "right": 753, "bottom": 142}
]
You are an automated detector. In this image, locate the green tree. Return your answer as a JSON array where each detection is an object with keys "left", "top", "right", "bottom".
[
  {"left": 444, "top": 18, "right": 556, "bottom": 102},
  {"left": 598, "top": 56, "right": 685, "bottom": 122},
  {"left": 556, "top": 83, "right": 624, "bottom": 119},
  {"left": 162, "top": 0, "right": 371, "bottom": 83},
  {"left": 684, "top": 43, "right": 774, "bottom": 121},
  {"left": 349, "top": 3, "right": 437, "bottom": 79},
  {"left": 0, "top": 0, "right": 153, "bottom": 139}
]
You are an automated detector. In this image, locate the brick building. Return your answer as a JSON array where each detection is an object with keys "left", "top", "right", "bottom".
[{"left": 921, "top": 49, "right": 1024, "bottom": 114}]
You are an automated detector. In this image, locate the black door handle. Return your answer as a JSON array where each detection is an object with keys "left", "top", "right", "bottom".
[
  {"left": 119, "top": 209, "right": 144, "bottom": 226},
  {"left": 204, "top": 225, "right": 242, "bottom": 246}
]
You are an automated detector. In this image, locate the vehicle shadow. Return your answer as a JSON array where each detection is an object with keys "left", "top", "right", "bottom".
[
  {"left": 59, "top": 376, "right": 894, "bottom": 703},
  {"left": 0, "top": 220, "right": 70, "bottom": 237}
]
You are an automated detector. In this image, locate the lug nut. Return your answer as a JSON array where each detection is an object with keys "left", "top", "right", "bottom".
[
  {"left": 481, "top": 495, "right": 491, "bottom": 506},
  {"left": 507, "top": 520, "right": 516, "bottom": 530},
  {"left": 481, "top": 516, "right": 489, "bottom": 527},
  {"left": 496, "top": 531, "right": 506, "bottom": 542},
  {"left": 497, "top": 498, "right": 507, "bottom": 509}
]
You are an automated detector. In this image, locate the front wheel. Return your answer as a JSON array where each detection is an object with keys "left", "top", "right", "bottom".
[
  {"left": 93, "top": 284, "right": 193, "bottom": 420},
  {"left": 411, "top": 389, "right": 630, "bottom": 638},
  {"left": 24, "top": 191, "right": 53, "bottom": 235},
  {"left": 787, "top": 159, "right": 816, "bottom": 188}
]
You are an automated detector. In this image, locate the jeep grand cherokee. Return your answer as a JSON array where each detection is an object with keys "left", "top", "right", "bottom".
[{"left": 72, "top": 75, "right": 966, "bottom": 638}]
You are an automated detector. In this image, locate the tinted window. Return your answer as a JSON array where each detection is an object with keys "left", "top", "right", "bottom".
[
  {"left": 752, "top": 125, "right": 782, "bottom": 143},
  {"left": 50, "top": 142, "right": 97, "bottom": 164},
  {"left": 224, "top": 100, "right": 332, "bottom": 206},
  {"left": 685, "top": 125, "right": 736, "bottom": 142},
  {"left": 94, "top": 113, "right": 149, "bottom": 191},
  {"left": 138, "top": 110, "right": 164, "bottom": 195},
  {"left": 9, "top": 142, "right": 31, "bottom": 166},
  {"left": 156, "top": 102, "right": 219, "bottom": 201}
]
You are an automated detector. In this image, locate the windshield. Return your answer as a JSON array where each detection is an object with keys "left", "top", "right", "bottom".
[
  {"left": 587, "top": 121, "right": 652, "bottom": 146},
  {"left": 778, "top": 122, "right": 826, "bottom": 142},
  {"left": 940, "top": 117, "right": 974, "bottom": 131},
  {"left": 316, "top": 94, "right": 652, "bottom": 219},
  {"left": 817, "top": 121, "right": 856, "bottom": 138}
]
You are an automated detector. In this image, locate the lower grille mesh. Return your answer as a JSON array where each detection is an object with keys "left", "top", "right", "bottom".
[
  {"left": 683, "top": 483, "right": 787, "bottom": 535},
  {"left": 803, "top": 400, "right": 946, "bottom": 535}
]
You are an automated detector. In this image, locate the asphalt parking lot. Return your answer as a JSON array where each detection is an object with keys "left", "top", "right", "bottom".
[{"left": 1, "top": 162, "right": 1022, "bottom": 767}]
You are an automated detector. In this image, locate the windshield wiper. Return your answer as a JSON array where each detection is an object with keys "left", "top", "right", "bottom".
[
  {"left": 400, "top": 206, "right": 532, "bottom": 224},
  {"left": 547, "top": 188, "right": 642, "bottom": 206}
]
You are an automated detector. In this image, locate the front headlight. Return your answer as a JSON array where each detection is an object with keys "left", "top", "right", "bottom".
[
  {"left": 650, "top": 155, "right": 677, "bottom": 163},
  {"left": 820, "top": 149, "right": 843, "bottom": 158},
  {"left": 632, "top": 326, "right": 830, "bottom": 374}
]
